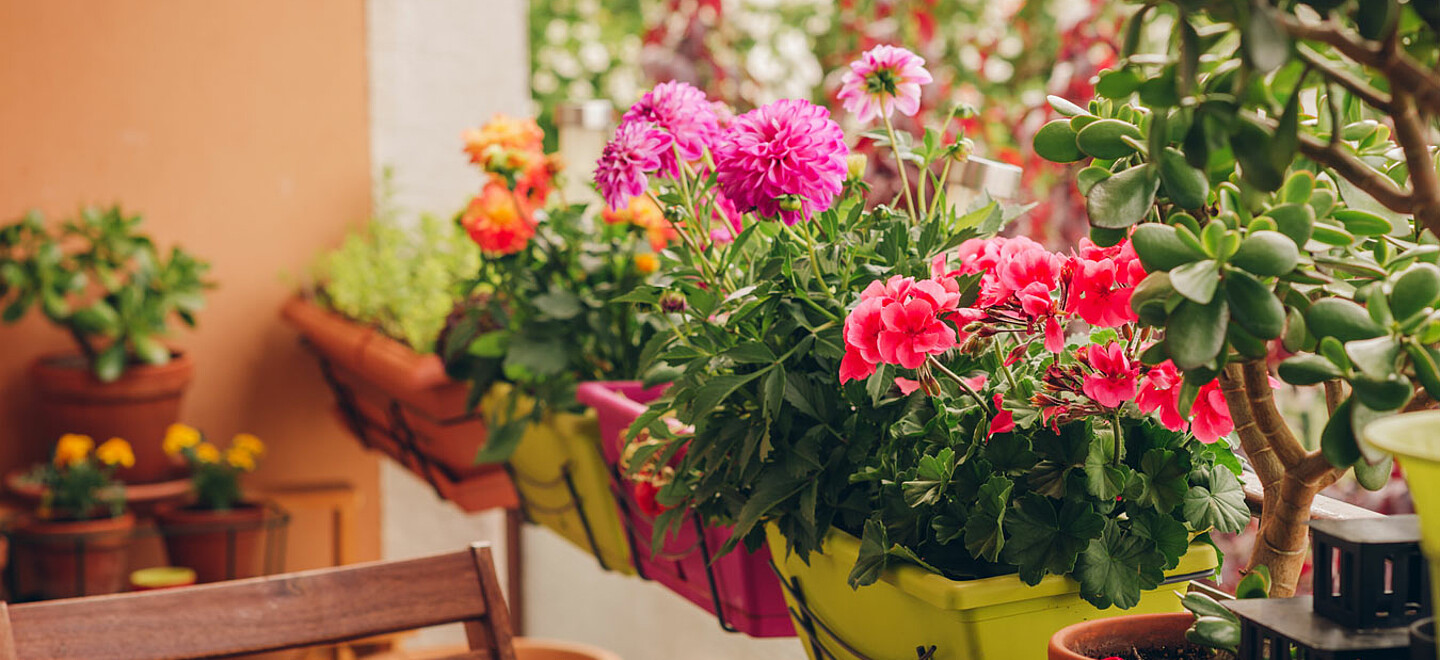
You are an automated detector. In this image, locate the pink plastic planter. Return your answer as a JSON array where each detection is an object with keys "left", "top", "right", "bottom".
[{"left": 576, "top": 381, "right": 795, "bottom": 638}]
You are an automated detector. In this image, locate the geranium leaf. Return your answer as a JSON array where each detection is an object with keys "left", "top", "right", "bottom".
[
  {"left": 1130, "top": 509, "right": 1189, "bottom": 570},
  {"left": 1182, "top": 466, "right": 1249, "bottom": 534},
  {"left": 1076, "top": 519, "right": 1166, "bottom": 609},
  {"left": 964, "top": 475, "right": 1013, "bottom": 563},
  {"left": 1002, "top": 495, "right": 1104, "bottom": 584}
]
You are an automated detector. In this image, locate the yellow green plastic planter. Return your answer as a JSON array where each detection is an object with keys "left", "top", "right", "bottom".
[
  {"left": 766, "top": 523, "right": 1217, "bottom": 660},
  {"left": 485, "top": 384, "right": 633, "bottom": 575},
  {"left": 1365, "top": 410, "right": 1440, "bottom": 632}
]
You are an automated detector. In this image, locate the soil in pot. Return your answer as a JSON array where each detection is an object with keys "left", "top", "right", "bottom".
[
  {"left": 1077, "top": 646, "right": 1213, "bottom": 660},
  {"left": 30, "top": 352, "right": 193, "bottom": 484},
  {"left": 8, "top": 513, "right": 137, "bottom": 600},
  {"left": 156, "top": 504, "right": 267, "bottom": 583}
]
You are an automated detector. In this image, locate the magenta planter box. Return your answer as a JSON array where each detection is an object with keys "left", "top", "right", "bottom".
[{"left": 576, "top": 381, "right": 795, "bottom": 638}]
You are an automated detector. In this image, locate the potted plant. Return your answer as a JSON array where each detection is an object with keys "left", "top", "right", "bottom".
[
  {"left": 7, "top": 434, "right": 136, "bottom": 599},
  {"left": 283, "top": 170, "right": 516, "bottom": 512},
  {"left": 592, "top": 44, "right": 1228, "bottom": 657},
  {"left": 153, "top": 424, "right": 270, "bottom": 583},
  {"left": 0, "top": 206, "right": 211, "bottom": 484},
  {"left": 435, "top": 113, "right": 670, "bottom": 574}
]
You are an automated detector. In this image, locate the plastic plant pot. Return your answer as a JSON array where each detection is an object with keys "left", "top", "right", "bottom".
[
  {"left": 766, "top": 523, "right": 1218, "bottom": 660},
  {"left": 491, "top": 383, "right": 633, "bottom": 575},
  {"left": 577, "top": 381, "right": 794, "bottom": 638}
]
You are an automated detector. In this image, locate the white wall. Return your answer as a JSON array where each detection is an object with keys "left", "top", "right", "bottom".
[{"left": 367, "top": 1, "right": 806, "bottom": 657}]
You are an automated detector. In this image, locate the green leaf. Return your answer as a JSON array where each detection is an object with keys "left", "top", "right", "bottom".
[
  {"left": 691, "top": 371, "right": 766, "bottom": 418},
  {"left": 1134, "top": 449, "right": 1190, "bottom": 513},
  {"left": 1333, "top": 209, "right": 1394, "bottom": 237},
  {"left": 964, "top": 476, "right": 1014, "bottom": 563},
  {"left": 1131, "top": 510, "right": 1189, "bottom": 570},
  {"left": 1306, "top": 299, "right": 1386, "bottom": 342},
  {"left": 1158, "top": 147, "right": 1210, "bottom": 210},
  {"left": 475, "top": 418, "right": 528, "bottom": 463},
  {"left": 1225, "top": 270, "right": 1285, "bottom": 339},
  {"left": 1084, "top": 435, "right": 1128, "bottom": 501},
  {"left": 1132, "top": 224, "right": 1207, "bottom": 272},
  {"left": 70, "top": 301, "right": 120, "bottom": 335},
  {"left": 1048, "top": 95, "right": 1089, "bottom": 117},
  {"left": 1077, "top": 119, "right": 1144, "bottom": 160},
  {"left": 723, "top": 341, "right": 777, "bottom": 364},
  {"left": 1321, "top": 396, "right": 1362, "bottom": 467},
  {"left": 131, "top": 333, "right": 171, "bottom": 366},
  {"left": 1391, "top": 264, "right": 1440, "bottom": 320},
  {"left": 1096, "top": 68, "right": 1142, "bottom": 99},
  {"left": 531, "top": 290, "right": 582, "bottom": 319},
  {"left": 1356, "top": 0, "right": 1398, "bottom": 40},
  {"left": 1230, "top": 231, "right": 1300, "bottom": 277},
  {"left": 1354, "top": 454, "right": 1394, "bottom": 491},
  {"left": 1277, "top": 354, "right": 1343, "bottom": 385},
  {"left": 848, "top": 517, "right": 890, "bottom": 588},
  {"left": 1003, "top": 495, "right": 1104, "bottom": 584},
  {"left": 1235, "top": 565, "right": 1271, "bottom": 599},
  {"left": 1033, "top": 120, "right": 1084, "bottom": 163},
  {"left": 1264, "top": 203, "right": 1317, "bottom": 248},
  {"left": 1243, "top": 6, "right": 1289, "bottom": 73},
  {"left": 1087, "top": 166, "right": 1160, "bottom": 230},
  {"left": 504, "top": 336, "right": 569, "bottom": 377},
  {"left": 1076, "top": 519, "right": 1166, "bottom": 609},
  {"left": 1167, "top": 298, "right": 1229, "bottom": 370},
  {"left": 1077, "top": 166, "right": 1112, "bottom": 196},
  {"left": 1231, "top": 118, "right": 1285, "bottom": 192},
  {"left": 1181, "top": 592, "right": 1239, "bottom": 622},
  {"left": 1183, "top": 466, "right": 1250, "bottom": 534},
  {"left": 902, "top": 448, "right": 956, "bottom": 507},
  {"left": 730, "top": 472, "right": 805, "bottom": 555},
  {"left": 1171, "top": 259, "right": 1221, "bottom": 304},
  {"left": 1188, "top": 616, "right": 1243, "bottom": 652},
  {"left": 94, "top": 342, "right": 126, "bottom": 383}
]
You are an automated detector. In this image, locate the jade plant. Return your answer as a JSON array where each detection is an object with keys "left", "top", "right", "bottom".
[
  {"left": 311, "top": 172, "right": 479, "bottom": 353},
  {"left": 1033, "top": 0, "right": 1440, "bottom": 596},
  {"left": 0, "top": 206, "right": 211, "bottom": 382}
]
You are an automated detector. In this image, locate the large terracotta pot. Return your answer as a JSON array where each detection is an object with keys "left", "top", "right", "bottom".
[
  {"left": 1049, "top": 612, "right": 1203, "bottom": 660},
  {"left": 514, "top": 638, "right": 622, "bottom": 660},
  {"left": 155, "top": 503, "right": 268, "bottom": 583},
  {"left": 281, "top": 297, "right": 516, "bottom": 512},
  {"left": 30, "top": 352, "right": 193, "bottom": 484},
  {"left": 8, "top": 513, "right": 136, "bottom": 600}
]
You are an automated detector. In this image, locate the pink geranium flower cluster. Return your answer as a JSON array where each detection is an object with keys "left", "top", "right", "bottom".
[{"left": 840, "top": 235, "right": 1238, "bottom": 443}]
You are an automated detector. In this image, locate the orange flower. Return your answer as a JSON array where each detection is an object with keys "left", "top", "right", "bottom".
[
  {"left": 601, "top": 195, "right": 677, "bottom": 252},
  {"left": 461, "top": 181, "right": 536, "bottom": 255},
  {"left": 462, "top": 114, "right": 545, "bottom": 166},
  {"left": 634, "top": 253, "right": 659, "bottom": 274}
]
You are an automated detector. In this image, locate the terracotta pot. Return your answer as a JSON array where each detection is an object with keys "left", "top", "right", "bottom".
[
  {"left": 514, "top": 638, "right": 622, "bottom": 660},
  {"left": 30, "top": 352, "right": 193, "bottom": 484},
  {"left": 1049, "top": 612, "right": 1203, "bottom": 660},
  {"left": 9, "top": 513, "right": 136, "bottom": 600},
  {"left": 155, "top": 503, "right": 267, "bottom": 583},
  {"left": 282, "top": 296, "right": 516, "bottom": 510}
]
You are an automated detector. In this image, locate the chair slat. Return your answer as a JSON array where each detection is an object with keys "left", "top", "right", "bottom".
[
  {"left": 0, "top": 603, "right": 17, "bottom": 660},
  {"left": 8, "top": 545, "right": 502, "bottom": 660}
]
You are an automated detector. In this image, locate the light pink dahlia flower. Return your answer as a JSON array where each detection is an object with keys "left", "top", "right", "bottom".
[
  {"left": 713, "top": 99, "right": 849, "bottom": 225},
  {"left": 837, "top": 45, "right": 933, "bottom": 123},
  {"left": 621, "top": 81, "right": 721, "bottom": 177},
  {"left": 595, "top": 121, "right": 673, "bottom": 211}
]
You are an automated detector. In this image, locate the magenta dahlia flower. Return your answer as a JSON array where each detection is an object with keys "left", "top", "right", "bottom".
[
  {"left": 837, "top": 45, "right": 933, "bottom": 123},
  {"left": 595, "top": 121, "right": 673, "bottom": 211},
  {"left": 622, "top": 81, "right": 720, "bottom": 177},
  {"left": 713, "top": 99, "right": 849, "bottom": 225}
]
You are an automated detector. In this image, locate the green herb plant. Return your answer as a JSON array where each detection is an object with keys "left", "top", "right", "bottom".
[{"left": 0, "top": 206, "right": 211, "bottom": 382}]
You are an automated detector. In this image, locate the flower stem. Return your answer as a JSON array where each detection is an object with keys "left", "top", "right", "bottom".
[
  {"left": 881, "top": 102, "right": 920, "bottom": 221},
  {"left": 1112, "top": 412, "right": 1124, "bottom": 466},
  {"left": 929, "top": 357, "right": 991, "bottom": 413}
]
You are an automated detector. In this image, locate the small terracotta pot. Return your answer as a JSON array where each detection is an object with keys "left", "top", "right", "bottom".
[
  {"left": 1049, "top": 612, "right": 1202, "bottom": 660},
  {"left": 155, "top": 503, "right": 267, "bottom": 583},
  {"left": 9, "top": 513, "right": 136, "bottom": 599},
  {"left": 30, "top": 352, "right": 193, "bottom": 484},
  {"left": 513, "top": 639, "right": 622, "bottom": 660}
]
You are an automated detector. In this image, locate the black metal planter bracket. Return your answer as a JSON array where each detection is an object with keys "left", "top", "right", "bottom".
[{"left": 769, "top": 560, "right": 937, "bottom": 660}]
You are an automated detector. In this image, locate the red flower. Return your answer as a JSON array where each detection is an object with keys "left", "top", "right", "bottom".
[
  {"left": 1191, "top": 380, "right": 1234, "bottom": 444},
  {"left": 1066, "top": 256, "right": 1137, "bottom": 328},
  {"left": 1137, "top": 360, "right": 1186, "bottom": 431},
  {"left": 631, "top": 480, "right": 668, "bottom": 517},
  {"left": 1081, "top": 342, "right": 1139, "bottom": 408},
  {"left": 461, "top": 182, "right": 535, "bottom": 256},
  {"left": 989, "top": 393, "right": 1015, "bottom": 436},
  {"left": 877, "top": 298, "right": 958, "bottom": 369}
]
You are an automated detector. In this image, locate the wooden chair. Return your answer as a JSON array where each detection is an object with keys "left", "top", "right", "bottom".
[{"left": 0, "top": 543, "right": 515, "bottom": 660}]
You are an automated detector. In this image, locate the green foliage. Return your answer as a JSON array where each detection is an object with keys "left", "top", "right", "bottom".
[
  {"left": 1035, "top": 0, "right": 1440, "bottom": 483},
  {"left": 0, "top": 206, "right": 212, "bottom": 382},
  {"left": 1182, "top": 566, "right": 1270, "bottom": 653},
  {"left": 312, "top": 182, "right": 478, "bottom": 353},
  {"left": 438, "top": 203, "right": 663, "bottom": 459}
]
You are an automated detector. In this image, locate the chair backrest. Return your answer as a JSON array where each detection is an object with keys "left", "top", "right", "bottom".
[{"left": 0, "top": 543, "right": 515, "bottom": 660}]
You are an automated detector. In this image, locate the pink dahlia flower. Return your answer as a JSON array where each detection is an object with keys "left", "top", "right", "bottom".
[
  {"left": 595, "top": 121, "right": 673, "bottom": 211},
  {"left": 837, "top": 45, "right": 933, "bottom": 123},
  {"left": 714, "top": 99, "right": 849, "bottom": 225},
  {"left": 622, "top": 81, "right": 721, "bottom": 177}
]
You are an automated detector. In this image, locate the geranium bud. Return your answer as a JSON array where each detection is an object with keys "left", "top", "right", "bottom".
[{"left": 659, "top": 291, "right": 687, "bottom": 313}]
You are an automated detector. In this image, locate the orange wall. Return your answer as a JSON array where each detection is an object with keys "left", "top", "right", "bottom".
[{"left": 0, "top": 0, "right": 380, "bottom": 568}]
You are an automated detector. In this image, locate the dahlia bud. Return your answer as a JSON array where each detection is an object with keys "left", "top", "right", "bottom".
[
  {"left": 846, "top": 153, "right": 868, "bottom": 181},
  {"left": 776, "top": 195, "right": 804, "bottom": 213},
  {"left": 948, "top": 139, "right": 974, "bottom": 163},
  {"left": 658, "top": 291, "right": 688, "bottom": 313}
]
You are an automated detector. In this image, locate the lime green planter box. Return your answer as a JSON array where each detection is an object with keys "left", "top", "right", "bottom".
[
  {"left": 486, "top": 385, "right": 633, "bottom": 575},
  {"left": 766, "top": 523, "right": 1216, "bottom": 660}
]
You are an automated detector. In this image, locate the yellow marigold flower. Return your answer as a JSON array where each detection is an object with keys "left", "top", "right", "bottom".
[
  {"left": 226, "top": 446, "right": 256, "bottom": 472},
  {"left": 53, "top": 434, "right": 94, "bottom": 468},
  {"left": 634, "top": 253, "right": 659, "bottom": 274},
  {"left": 231, "top": 433, "right": 265, "bottom": 457},
  {"left": 95, "top": 437, "right": 135, "bottom": 469},
  {"left": 163, "top": 423, "right": 202, "bottom": 456},
  {"left": 193, "top": 442, "right": 221, "bottom": 464}
]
